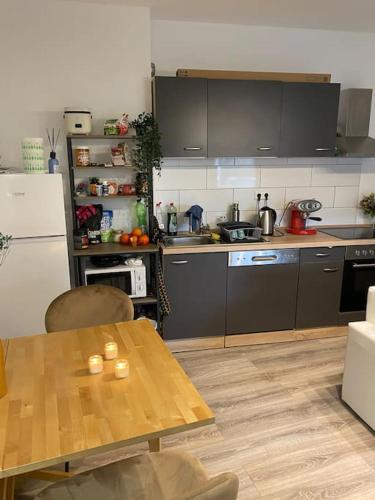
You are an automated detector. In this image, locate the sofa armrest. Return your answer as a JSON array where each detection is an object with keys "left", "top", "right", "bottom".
[{"left": 366, "top": 286, "right": 375, "bottom": 324}]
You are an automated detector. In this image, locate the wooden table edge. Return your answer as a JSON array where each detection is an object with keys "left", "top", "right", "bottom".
[{"left": 0, "top": 416, "right": 215, "bottom": 479}]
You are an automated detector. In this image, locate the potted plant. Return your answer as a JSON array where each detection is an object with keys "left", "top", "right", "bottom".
[
  {"left": 0, "top": 233, "right": 12, "bottom": 267},
  {"left": 130, "top": 112, "right": 163, "bottom": 198},
  {"left": 360, "top": 193, "right": 375, "bottom": 228}
]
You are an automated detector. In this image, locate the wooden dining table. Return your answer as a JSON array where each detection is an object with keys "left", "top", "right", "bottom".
[{"left": 0, "top": 320, "right": 214, "bottom": 499}]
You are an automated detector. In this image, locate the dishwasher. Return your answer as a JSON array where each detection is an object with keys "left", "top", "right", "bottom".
[{"left": 226, "top": 249, "right": 300, "bottom": 335}]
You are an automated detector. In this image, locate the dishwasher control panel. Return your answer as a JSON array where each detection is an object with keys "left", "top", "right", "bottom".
[{"left": 228, "top": 249, "right": 300, "bottom": 267}]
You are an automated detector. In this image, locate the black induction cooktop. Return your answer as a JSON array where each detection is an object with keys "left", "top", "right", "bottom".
[{"left": 319, "top": 226, "right": 375, "bottom": 240}]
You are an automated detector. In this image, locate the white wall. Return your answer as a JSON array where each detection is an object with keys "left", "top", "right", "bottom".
[
  {"left": 152, "top": 20, "right": 375, "bottom": 228},
  {"left": 0, "top": 0, "right": 151, "bottom": 169}
]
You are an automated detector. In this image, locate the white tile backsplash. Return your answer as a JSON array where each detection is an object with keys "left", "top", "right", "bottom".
[
  {"left": 154, "top": 167, "right": 206, "bottom": 190},
  {"left": 285, "top": 186, "right": 335, "bottom": 208},
  {"left": 334, "top": 186, "right": 359, "bottom": 208},
  {"left": 314, "top": 208, "right": 357, "bottom": 225},
  {"left": 311, "top": 165, "right": 361, "bottom": 186},
  {"left": 260, "top": 166, "right": 312, "bottom": 187},
  {"left": 207, "top": 167, "right": 260, "bottom": 189},
  {"left": 180, "top": 189, "right": 234, "bottom": 212},
  {"left": 233, "top": 188, "right": 286, "bottom": 211},
  {"left": 154, "top": 190, "right": 180, "bottom": 212},
  {"left": 154, "top": 157, "right": 365, "bottom": 230}
]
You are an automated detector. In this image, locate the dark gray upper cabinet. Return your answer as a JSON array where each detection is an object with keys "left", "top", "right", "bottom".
[
  {"left": 280, "top": 82, "right": 340, "bottom": 157},
  {"left": 163, "top": 253, "right": 227, "bottom": 340},
  {"left": 208, "top": 80, "right": 282, "bottom": 157},
  {"left": 153, "top": 76, "right": 207, "bottom": 157}
]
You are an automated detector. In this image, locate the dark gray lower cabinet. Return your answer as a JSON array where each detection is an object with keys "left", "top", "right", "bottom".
[
  {"left": 163, "top": 253, "right": 227, "bottom": 340},
  {"left": 296, "top": 261, "right": 344, "bottom": 329},
  {"left": 226, "top": 264, "right": 299, "bottom": 334}
]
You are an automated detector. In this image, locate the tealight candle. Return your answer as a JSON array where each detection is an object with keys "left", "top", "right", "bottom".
[
  {"left": 115, "top": 359, "right": 129, "bottom": 379},
  {"left": 88, "top": 355, "right": 103, "bottom": 374},
  {"left": 104, "top": 341, "right": 118, "bottom": 360}
]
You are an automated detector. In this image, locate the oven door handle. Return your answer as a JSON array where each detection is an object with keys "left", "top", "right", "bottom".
[{"left": 352, "top": 262, "right": 375, "bottom": 269}]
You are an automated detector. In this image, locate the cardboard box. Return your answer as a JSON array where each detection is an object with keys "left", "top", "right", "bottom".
[{"left": 176, "top": 68, "right": 331, "bottom": 83}]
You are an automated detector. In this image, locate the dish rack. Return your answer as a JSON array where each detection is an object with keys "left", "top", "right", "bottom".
[{"left": 218, "top": 222, "right": 263, "bottom": 243}]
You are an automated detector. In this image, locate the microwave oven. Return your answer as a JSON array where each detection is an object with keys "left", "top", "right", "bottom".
[{"left": 84, "top": 264, "right": 147, "bottom": 298}]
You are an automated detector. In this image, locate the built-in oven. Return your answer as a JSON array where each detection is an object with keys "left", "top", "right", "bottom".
[{"left": 340, "top": 245, "right": 375, "bottom": 323}]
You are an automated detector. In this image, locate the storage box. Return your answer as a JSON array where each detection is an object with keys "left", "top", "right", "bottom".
[{"left": 176, "top": 68, "right": 331, "bottom": 83}]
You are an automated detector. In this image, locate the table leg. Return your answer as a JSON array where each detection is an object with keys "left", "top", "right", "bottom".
[
  {"left": 5, "top": 478, "right": 14, "bottom": 500},
  {"left": 148, "top": 438, "right": 161, "bottom": 452},
  {"left": 0, "top": 478, "right": 15, "bottom": 500}
]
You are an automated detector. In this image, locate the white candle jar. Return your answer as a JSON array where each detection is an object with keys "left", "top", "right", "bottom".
[
  {"left": 104, "top": 341, "right": 118, "bottom": 360},
  {"left": 115, "top": 359, "right": 129, "bottom": 379},
  {"left": 88, "top": 355, "right": 103, "bottom": 374}
]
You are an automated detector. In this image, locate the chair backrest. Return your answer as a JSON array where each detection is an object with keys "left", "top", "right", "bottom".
[
  {"left": 185, "top": 472, "right": 239, "bottom": 500},
  {"left": 45, "top": 285, "right": 134, "bottom": 332}
]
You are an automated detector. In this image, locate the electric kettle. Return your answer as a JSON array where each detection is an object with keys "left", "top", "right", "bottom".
[
  {"left": 257, "top": 193, "right": 277, "bottom": 236},
  {"left": 259, "top": 207, "right": 277, "bottom": 235}
]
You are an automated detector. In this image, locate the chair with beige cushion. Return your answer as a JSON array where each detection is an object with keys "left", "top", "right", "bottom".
[
  {"left": 15, "top": 450, "right": 239, "bottom": 500},
  {"left": 45, "top": 284, "right": 134, "bottom": 333}
]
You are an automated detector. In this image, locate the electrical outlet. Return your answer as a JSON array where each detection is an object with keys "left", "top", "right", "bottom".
[{"left": 217, "top": 215, "right": 227, "bottom": 222}]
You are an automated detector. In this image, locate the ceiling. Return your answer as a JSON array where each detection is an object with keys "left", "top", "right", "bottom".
[{"left": 74, "top": 0, "right": 375, "bottom": 33}]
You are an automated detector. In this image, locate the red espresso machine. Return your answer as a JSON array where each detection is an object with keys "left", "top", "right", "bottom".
[{"left": 287, "top": 199, "right": 322, "bottom": 235}]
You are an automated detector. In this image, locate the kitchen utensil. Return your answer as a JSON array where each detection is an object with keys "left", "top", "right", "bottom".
[
  {"left": 64, "top": 107, "right": 92, "bottom": 135},
  {"left": 259, "top": 194, "right": 277, "bottom": 236},
  {"left": 287, "top": 199, "right": 322, "bottom": 235},
  {"left": 259, "top": 208, "right": 277, "bottom": 236},
  {"left": 232, "top": 202, "right": 240, "bottom": 222},
  {"left": 256, "top": 193, "right": 262, "bottom": 225}
]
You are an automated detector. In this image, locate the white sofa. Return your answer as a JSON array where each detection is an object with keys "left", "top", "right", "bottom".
[{"left": 342, "top": 286, "right": 375, "bottom": 430}]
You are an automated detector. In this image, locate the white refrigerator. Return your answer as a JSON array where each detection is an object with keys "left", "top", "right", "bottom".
[{"left": 0, "top": 174, "right": 71, "bottom": 338}]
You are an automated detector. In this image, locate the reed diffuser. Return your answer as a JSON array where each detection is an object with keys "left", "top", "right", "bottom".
[{"left": 47, "top": 128, "right": 60, "bottom": 174}]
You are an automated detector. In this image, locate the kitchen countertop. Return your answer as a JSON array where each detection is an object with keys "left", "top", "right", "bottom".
[{"left": 162, "top": 227, "right": 375, "bottom": 255}]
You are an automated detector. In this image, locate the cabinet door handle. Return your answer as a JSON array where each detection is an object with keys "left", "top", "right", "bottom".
[
  {"left": 323, "top": 268, "right": 339, "bottom": 273},
  {"left": 315, "top": 253, "right": 330, "bottom": 257},
  {"left": 257, "top": 147, "right": 272, "bottom": 151},
  {"left": 171, "top": 260, "right": 188, "bottom": 265},
  {"left": 315, "top": 147, "right": 332, "bottom": 152},
  {"left": 352, "top": 262, "right": 375, "bottom": 269},
  {"left": 184, "top": 147, "right": 202, "bottom": 151},
  {"left": 251, "top": 255, "right": 277, "bottom": 262}
]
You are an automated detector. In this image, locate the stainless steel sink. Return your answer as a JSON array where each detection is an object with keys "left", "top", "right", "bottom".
[{"left": 163, "top": 235, "right": 215, "bottom": 247}]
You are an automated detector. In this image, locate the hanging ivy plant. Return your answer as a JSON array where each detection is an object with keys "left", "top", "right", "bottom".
[{"left": 130, "top": 112, "right": 163, "bottom": 176}]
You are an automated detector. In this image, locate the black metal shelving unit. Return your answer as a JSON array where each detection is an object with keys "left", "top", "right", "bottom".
[{"left": 67, "top": 134, "right": 159, "bottom": 326}]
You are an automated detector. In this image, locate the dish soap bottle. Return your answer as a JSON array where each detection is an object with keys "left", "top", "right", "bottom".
[
  {"left": 48, "top": 151, "right": 59, "bottom": 174},
  {"left": 155, "top": 202, "right": 164, "bottom": 230},
  {"left": 167, "top": 203, "right": 177, "bottom": 236},
  {"left": 135, "top": 198, "right": 147, "bottom": 232}
]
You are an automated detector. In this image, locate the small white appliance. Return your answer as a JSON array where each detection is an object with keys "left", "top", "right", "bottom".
[
  {"left": 0, "top": 174, "right": 71, "bottom": 338},
  {"left": 84, "top": 264, "right": 147, "bottom": 298},
  {"left": 64, "top": 107, "right": 92, "bottom": 134}
]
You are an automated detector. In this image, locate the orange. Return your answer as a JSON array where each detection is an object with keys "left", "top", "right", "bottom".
[
  {"left": 131, "top": 227, "right": 143, "bottom": 237},
  {"left": 138, "top": 234, "right": 150, "bottom": 246},
  {"left": 120, "top": 233, "right": 130, "bottom": 245}
]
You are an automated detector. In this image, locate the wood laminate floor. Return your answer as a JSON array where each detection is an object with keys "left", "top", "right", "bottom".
[{"left": 74, "top": 336, "right": 375, "bottom": 499}]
